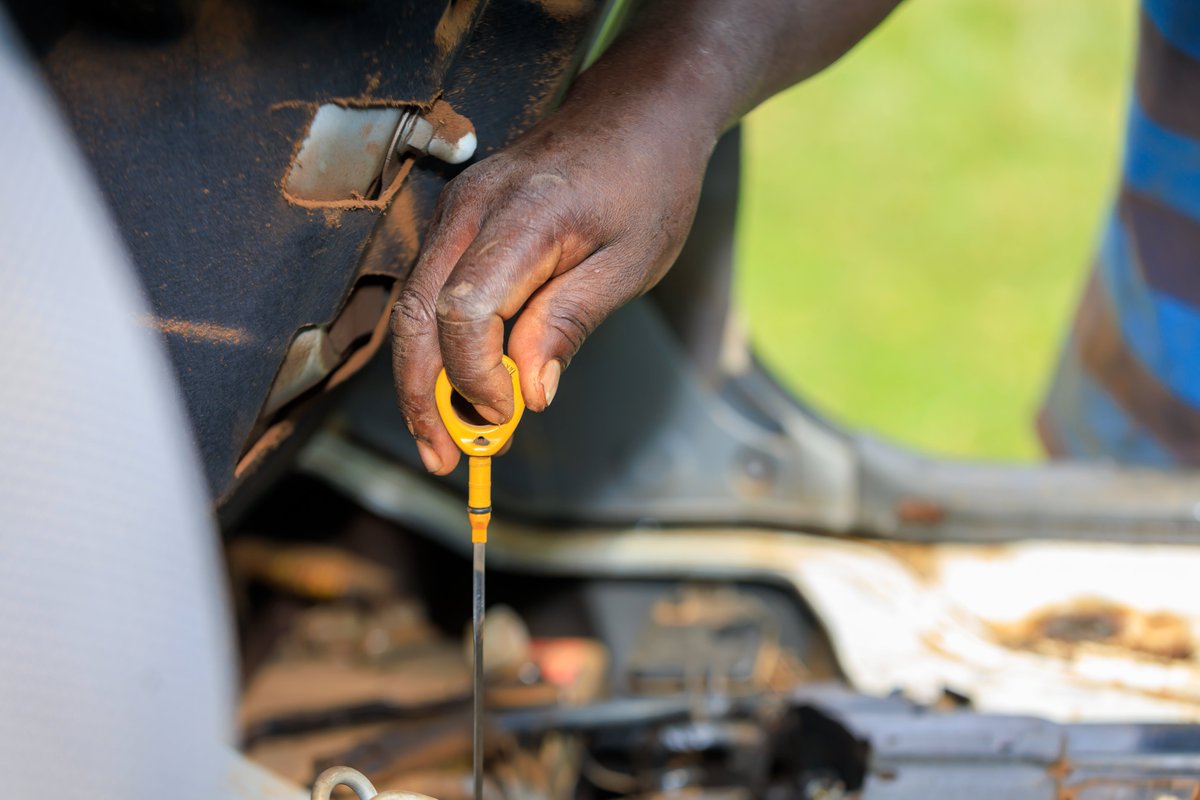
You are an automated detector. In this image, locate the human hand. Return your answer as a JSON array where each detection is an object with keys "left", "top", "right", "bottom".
[{"left": 390, "top": 94, "right": 714, "bottom": 474}]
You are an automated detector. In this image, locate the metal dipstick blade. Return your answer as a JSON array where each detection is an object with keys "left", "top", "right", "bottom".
[{"left": 472, "top": 541, "right": 485, "bottom": 800}]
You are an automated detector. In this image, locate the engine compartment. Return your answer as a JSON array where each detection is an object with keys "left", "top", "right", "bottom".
[
  {"left": 232, "top": 475, "right": 847, "bottom": 800},
  {"left": 229, "top": 473, "right": 1200, "bottom": 800}
]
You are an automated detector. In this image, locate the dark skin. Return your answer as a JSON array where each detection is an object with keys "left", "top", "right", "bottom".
[{"left": 392, "top": 0, "right": 902, "bottom": 474}]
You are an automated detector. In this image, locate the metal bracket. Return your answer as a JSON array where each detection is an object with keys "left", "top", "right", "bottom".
[{"left": 331, "top": 294, "right": 1200, "bottom": 544}]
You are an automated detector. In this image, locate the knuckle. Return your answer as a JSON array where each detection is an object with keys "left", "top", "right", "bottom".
[
  {"left": 508, "top": 181, "right": 554, "bottom": 209},
  {"left": 389, "top": 302, "right": 406, "bottom": 338},
  {"left": 442, "top": 162, "right": 497, "bottom": 204},
  {"left": 436, "top": 284, "right": 489, "bottom": 326},
  {"left": 393, "top": 289, "right": 438, "bottom": 332},
  {"left": 433, "top": 182, "right": 472, "bottom": 222},
  {"left": 437, "top": 178, "right": 468, "bottom": 210},
  {"left": 547, "top": 304, "right": 592, "bottom": 356},
  {"left": 507, "top": 180, "right": 571, "bottom": 218}
]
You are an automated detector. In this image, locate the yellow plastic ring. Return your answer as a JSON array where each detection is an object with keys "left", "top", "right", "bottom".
[{"left": 434, "top": 355, "right": 525, "bottom": 457}]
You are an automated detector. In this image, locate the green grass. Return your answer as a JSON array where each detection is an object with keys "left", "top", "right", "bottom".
[{"left": 736, "top": 0, "right": 1135, "bottom": 460}]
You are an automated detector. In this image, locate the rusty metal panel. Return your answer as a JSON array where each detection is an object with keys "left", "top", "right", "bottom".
[{"left": 10, "top": 0, "right": 603, "bottom": 498}]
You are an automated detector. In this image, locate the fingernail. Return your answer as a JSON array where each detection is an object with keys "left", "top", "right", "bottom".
[
  {"left": 541, "top": 360, "right": 562, "bottom": 407},
  {"left": 477, "top": 405, "right": 505, "bottom": 424},
  {"left": 416, "top": 441, "right": 443, "bottom": 473}
]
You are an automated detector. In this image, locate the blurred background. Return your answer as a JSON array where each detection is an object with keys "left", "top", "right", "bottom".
[{"left": 737, "top": 0, "right": 1135, "bottom": 461}]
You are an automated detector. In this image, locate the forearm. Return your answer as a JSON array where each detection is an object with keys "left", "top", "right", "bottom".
[{"left": 564, "top": 0, "right": 903, "bottom": 148}]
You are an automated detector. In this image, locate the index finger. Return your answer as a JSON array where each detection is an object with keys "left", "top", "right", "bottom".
[{"left": 390, "top": 184, "right": 486, "bottom": 474}]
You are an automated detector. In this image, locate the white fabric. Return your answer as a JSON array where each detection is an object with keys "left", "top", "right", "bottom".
[{"left": 0, "top": 20, "right": 234, "bottom": 799}]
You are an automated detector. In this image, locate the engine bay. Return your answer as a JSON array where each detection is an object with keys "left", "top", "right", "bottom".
[
  {"left": 229, "top": 475, "right": 1200, "bottom": 800},
  {"left": 232, "top": 475, "right": 848, "bottom": 800}
]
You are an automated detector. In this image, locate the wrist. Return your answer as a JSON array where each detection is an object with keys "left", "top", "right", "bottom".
[
  {"left": 556, "top": 50, "right": 728, "bottom": 170},
  {"left": 563, "top": 0, "right": 764, "bottom": 149}
]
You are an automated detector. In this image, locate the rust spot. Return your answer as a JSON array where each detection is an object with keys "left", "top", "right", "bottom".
[
  {"left": 234, "top": 420, "right": 295, "bottom": 480},
  {"left": 991, "top": 597, "right": 1195, "bottom": 662},
  {"left": 322, "top": 208, "right": 344, "bottom": 229},
  {"left": 434, "top": 0, "right": 481, "bottom": 55},
  {"left": 362, "top": 72, "right": 381, "bottom": 97},
  {"left": 862, "top": 540, "right": 944, "bottom": 582},
  {"left": 1059, "top": 777, "right": 1200, "bottom": 800},
  {"left": 532, "top": 0, "right": 592, "bottom": 21},
  {"left": 1041, "top": 610, "right": 1121, "bottom": 643},
  {"left": 228, "top": 539, "right": 396, "bottom": 601},
  {"left": 1046, "top": 755, "right": 1073, "bottom": 782},
  {"left": 144, "top": 315, "right": 250, "bottom": 345},
  {"left": 895, "top": 497, "right": 945, "bottom": 525},
  {"left": 422, "top": 98, "right": 475, "bottom": 145}
]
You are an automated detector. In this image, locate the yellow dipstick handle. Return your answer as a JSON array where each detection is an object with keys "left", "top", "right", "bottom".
[
  {"left": 434, "top": 355, "right": 525, "bottom": 543},
  {"left": 467, "top": 456, "right": 491, "bottom": 543}
]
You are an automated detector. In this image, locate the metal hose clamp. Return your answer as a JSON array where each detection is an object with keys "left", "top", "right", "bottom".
[{"left": 311, "top": 766, "right": 439, "bottom": 800}]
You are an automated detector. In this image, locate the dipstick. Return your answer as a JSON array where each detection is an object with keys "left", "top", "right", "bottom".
[{"left": 434, "top": 357, "right": 525, "bottom": 800}]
